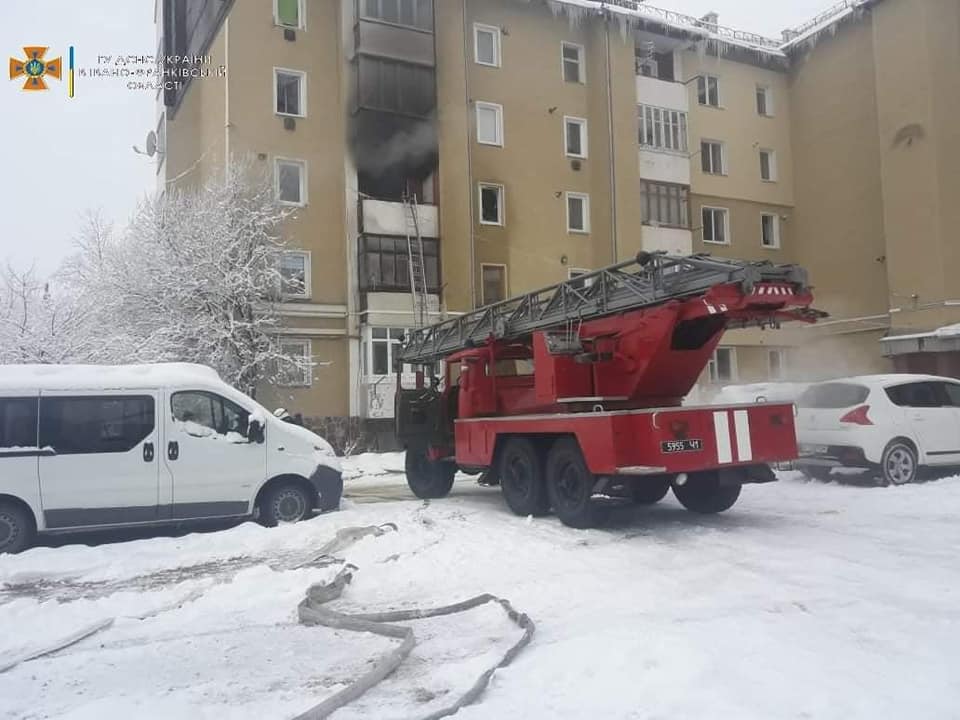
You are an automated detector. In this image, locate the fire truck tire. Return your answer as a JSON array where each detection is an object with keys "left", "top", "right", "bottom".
[
  {"left": 672, "top": 472, "right": 741, "bottom": 514},
  {"left": 632, "top": 478, "right": 672, "bottom": 505},
  {"left": 498, "top": 438, "right": 550, "bottom": 517},
  {"left": 405, "top": 449, "right": 457, "bottom": 499},
  {"left": 545, "top": 439, "right": 606, "bottom": 529}
]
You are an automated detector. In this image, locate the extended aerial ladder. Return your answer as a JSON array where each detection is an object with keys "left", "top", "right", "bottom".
[
  {"left": 396, "top": 252, "right": 827, "bottom": 529},
  {"left": 403, "top": 193, "right": 430, "bottom": 329}
]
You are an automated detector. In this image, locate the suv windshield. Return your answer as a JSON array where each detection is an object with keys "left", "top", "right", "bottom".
[{"left": 798, "top": 383, "right": 869, "bottom": 409}]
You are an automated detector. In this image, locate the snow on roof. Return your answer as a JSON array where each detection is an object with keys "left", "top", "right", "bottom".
[
  {"left": 780, "top": 1, "right": 877, "bottom": 52},
  {"left": 0, "top": 363, "right": 224, "bottom": 392},
  {"left": 811, "top": 374, "right": 950, "bottom": 387},
  {"left": 880, "top": 323, "right": 960, "bottom": 343}
]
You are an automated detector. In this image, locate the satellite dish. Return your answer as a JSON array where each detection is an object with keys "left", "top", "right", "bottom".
[{"left": 145, "top": 130, "right": 158, "bottom": 157}]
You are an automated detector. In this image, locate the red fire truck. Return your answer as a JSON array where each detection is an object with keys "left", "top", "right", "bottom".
[{"left": 396, "top": 253, "right": 826, "bottom": 528}]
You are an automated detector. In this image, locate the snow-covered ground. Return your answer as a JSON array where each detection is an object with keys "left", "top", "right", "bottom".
[{"left": 2, "top": 455, "right": 960, "bottom": 719}]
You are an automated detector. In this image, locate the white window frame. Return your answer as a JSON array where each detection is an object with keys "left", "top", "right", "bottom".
[
  {"left": 756, "top": 84, "right": 774, "bottom": 117},
  {"left": 759, "top": 148, "right": 777, "bottom": 182},
  {"left": 475, "top": 101, "right": 504, "bottom": 147},
  {"left": 274, "top": 0, "right": 305, "bottom": 29},
  {"left": 565, "top": 192, "right": 591, "bottom": 234},
  {"left": 478, "top": 182, "right": 505, "bottom": 226},
  {"left": 761, "top": 213, "right": 781, "bottom": 249},
  {"left": 638, "top": 105, "right": 688, "bottom": 154},
  {"left": 365, "top": 327, "right": 408, "bottom": 379},
  {"left": 278, "top": 338, "right": 313, "bottom": 387},
  {"left": 279, "top": 250, "right": 312, "bottom": 299},
  {"left": 274, "top": 67, "right": 306, "bottom": 118},
  {"left": 568, "top": 268, "right": 595, "bottom": 288},
  {"left": 473, "top": 23, "right": 501, "bottom": 67},
  {"left": 768, "top": 348, "right": 787, "bottom": 380},
  {"left": 275, "top": 157, "right": 307, "bottom": 206},
  {"left": 702, "top": 206, "right": 730, "bottom": 245},
  {"left": 561, "top": 42, "right": 585, "bottom": 84},
  {"left": 701, "top": 140, "right": 726, "bottom": 175},
  {"left": 697, "top": 74, "right": 721, "bottom": 107},
  {"left": 481, "top": 263, "right": 508, "bottom": 306},
  {"left": 564, "top": 116, "right": 588, "bottom": 159},
  {"left": 707, "top": 347, "right": 738, "bottom": 384}
]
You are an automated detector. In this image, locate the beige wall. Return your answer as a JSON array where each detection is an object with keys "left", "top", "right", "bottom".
[
  {"left": 684, "top": 52, "right": 795, "bottom": 207},
  {"left": 691, "top": 194, "right": 794, "bottom": 263}
]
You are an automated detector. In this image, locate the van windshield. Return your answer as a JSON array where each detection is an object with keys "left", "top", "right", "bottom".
[{"left": 798, "top": 383, "right": 869, "bottom": 409}]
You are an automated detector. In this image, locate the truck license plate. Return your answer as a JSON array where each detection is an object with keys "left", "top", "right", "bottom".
[{"left": 661, "top": 439, "right": 704, "bottom": 454}]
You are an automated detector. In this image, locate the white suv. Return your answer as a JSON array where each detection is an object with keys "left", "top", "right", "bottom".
[{"left": 796, "top": 374, "right": 960, "bottom": 485}]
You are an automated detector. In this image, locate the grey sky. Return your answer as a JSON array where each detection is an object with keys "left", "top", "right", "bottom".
[{"left": 0, "top": 0, "right": 835, "bottom": 272}]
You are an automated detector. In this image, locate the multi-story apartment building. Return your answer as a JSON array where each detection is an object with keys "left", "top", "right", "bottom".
[{"left": 156, "top": 0, "right": 960, "bottom": 444}]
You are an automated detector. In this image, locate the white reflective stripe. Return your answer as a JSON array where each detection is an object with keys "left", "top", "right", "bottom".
[
  {"left": 713, "top": 411, "right": 733, "bottom": 464},
  {"left": 733, "top": 410, "right": 753, "bottom": 462},
  {"left": 707, "top": 305, "right": 717, "bottom": 314}
]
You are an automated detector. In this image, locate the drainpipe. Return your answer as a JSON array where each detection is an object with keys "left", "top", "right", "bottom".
[
  {"left": 462, "top": 0, "right": 478, "bottom": 307},
  {"left": 604, "top": 14, "right": 618, "bottom": 263}
]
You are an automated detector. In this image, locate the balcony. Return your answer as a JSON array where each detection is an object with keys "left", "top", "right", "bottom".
[
  {"left": 355, "top": 18, "right": 435, "bottom": 67},
  {"left": 361, "top": 198, "right": 438, "bottom": 237},
  {"left": 636, "top": 74, "right": 689, "bottom": 112}
]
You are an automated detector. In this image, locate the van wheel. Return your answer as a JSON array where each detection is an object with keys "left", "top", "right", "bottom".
[
  {"left": 673, "top": 472, "right": 741, "bottom": 514},
  {"left": 260, "top": 483, "right": 312, "bottom": 526},
  {"left": 499, "top": 438, "right": 550, "bottom": 517},
  {"left": 0, "top": 502, "right": 34, "bottom": 554},
  {"left": 405, "top": 448, "right": 456, "bottom": 499},
  {"left": 881, "top": 440, "right": 918, "bottom": 486}
]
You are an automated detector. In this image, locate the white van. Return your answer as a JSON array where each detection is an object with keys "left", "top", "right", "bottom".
[{"left": 0, "top": 363, "right": 342, "bottom": 553}]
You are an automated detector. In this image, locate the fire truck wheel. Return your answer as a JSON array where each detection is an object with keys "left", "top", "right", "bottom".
[
  {"left": 632, "top": 478, "right": 672, "bottom": 505},
  {"left": 546, "top": 439, "right": 606, "bottom": 529},
  {"left": 499, "top": 438, "right": 550, "bottom": 517},
  {"left": 672, "top": 472, "right": 741, "bottom": 514},
  {"left": 405, "top": 448, "right": 456, "bottom": 499}
]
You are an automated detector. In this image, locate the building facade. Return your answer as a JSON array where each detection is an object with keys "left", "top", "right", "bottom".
[{"left": 156, "top": 0, "right": 960, "bottom": 444}]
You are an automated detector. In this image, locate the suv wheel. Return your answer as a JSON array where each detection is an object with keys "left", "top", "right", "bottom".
[{"left": 881, "top": 440, "right": 918, "bottom": 486}]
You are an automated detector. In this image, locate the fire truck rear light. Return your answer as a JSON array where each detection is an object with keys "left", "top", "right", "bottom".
[{"left": 840, "top": 405, "right": 873, "bottom": 425}]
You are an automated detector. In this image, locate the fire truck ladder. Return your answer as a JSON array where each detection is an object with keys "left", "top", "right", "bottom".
[
  {"left": 404, "top": 194, "right": 430, "bottom": 329},
  {"left": 399, "top": 252, "right": 814, "bottom": 364}
]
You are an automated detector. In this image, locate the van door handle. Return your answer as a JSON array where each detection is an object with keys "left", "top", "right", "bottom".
[
  {"left": 143, "top": 442, "right": 154, "bottom": 462},
  {"left": 167, "top": 441, "right": 179, "bottom": 461}
]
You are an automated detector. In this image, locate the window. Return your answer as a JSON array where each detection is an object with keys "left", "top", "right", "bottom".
[
  {"left": 635, "top": 50, "right": 675, "bottom": 81},
  {"left": 367, "top": 328, "right": 406, "bottom": 377},
  {"left": 357, "top": 57, "right": 435, "bottom": 117},
  {"left": 361, "top": 0, "right": 434, "bottom": 30},
  {"left": 479, "top": 183, "right": 504, "bottom": 225},
  {"left": 638, "top": 105, "right": 688, "bottom": 153},
  {"left": 697, "top": 74, "right": 720, "bottom": 107},
  {"left": 756, "top": 85, "right": 774, "bottom": 116},
  {"left": 474, "top": 23, "right": 501, "bottom": 67},
  {"left": 280, "top": 251, "right": 311, "bottom": 297},
  {"left": 761, "top": 213, "right": 781, "bottom": 249},
  {"left": 562, "top": 42, "right": 584, "bottom": 83},
  {"left": 760, "top": 149, "right": 777, "bottom": 182},
  {"left": 886, "top": 382, "right": 947, "bottom": 409},
  {"left": 278, "top": 339, "right": 313, "bottom": 387},
  {"left": 275, "top": 159, "right": 306, "bottom": 206},
  {"left": 171, "top": 392, "right": 252, "bottom": 434},
  {"left": 481, "top": 264, "right": 507, "bottom": 305},
  {"left": 40, "top": 396, "right": 155, "bottom": 455},
  {"left": 275, "top": 68, "right": 305, "bottom": 117},
  {"left": 702, "top": 207, "right": 729, "bottom": 245},
  {"left": 359, "top": 236, "right": 440, "bottom": 293},
  {"left": 564, "top": 117, "right": 588, "bottom": 158},
  {"left": 800, "top": 383, "right": 870, "bottom": 409},
  {"left": 275, "top": 0, "right": 303, "bottom": 28},
  {"left": 568, "top": 268, "right": 595, "bottom": 289},
  {"left": 640, "top": 181, "right": 689, "bottom": 229},
  {"left": 707, "top": 348, "right": 737, "bottom": 384},
  {"left": 0, "top": 397, "right": 38, "bottom": 449},
  {"left": 566, "top": 192, "right": 590, "bottom": 233},
  {"left": 943, "top": 383, "right": 960, "bottom": 407},
  {"left": 768, "top": 349, "right": 787, "bottom": 380},
  {"left": 701, "top": 141, "right": 725, "bottom": 175},
  {"left": 476, "top": 102, "right": 503, "bottom": 146}
]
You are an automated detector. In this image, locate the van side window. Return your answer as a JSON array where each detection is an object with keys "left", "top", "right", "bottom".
[
  {"left": 0, "top": 398, "right": 39, "bottom": 449},
  {"left": 172, "top": 392, "right": 249, "bottom": 436},
  {"left": 39, "top": 396, "right": 155, "bottom": 455}
]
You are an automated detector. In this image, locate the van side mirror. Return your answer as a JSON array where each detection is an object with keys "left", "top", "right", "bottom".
[{"left": 248, "top": 418, "right": 265, "bottom": 444}]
